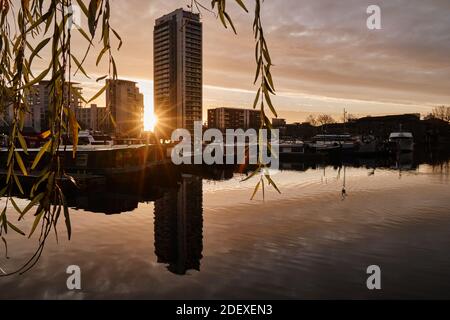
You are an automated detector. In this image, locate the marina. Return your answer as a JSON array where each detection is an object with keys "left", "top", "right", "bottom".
[{"left": 0, "top": 127, "right": 439, "bottom": 192}]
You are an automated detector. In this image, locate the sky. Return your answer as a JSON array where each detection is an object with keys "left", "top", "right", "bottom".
[{"left": 33, "top": 0, "right": 450, "bottom": 123}]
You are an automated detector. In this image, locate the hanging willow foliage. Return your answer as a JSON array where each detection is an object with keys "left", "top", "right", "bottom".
[
  {"left": 193, "top": 0, "right": 280, "bottom": 198},
  {"left": 0, "top": 0, "right": 119, "bottom": 275},
  {"left": 0, "top": 0, "right": 278, "bottom": 275}
]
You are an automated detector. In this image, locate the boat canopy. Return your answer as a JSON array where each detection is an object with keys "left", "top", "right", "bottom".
[
  {"left": 389, "top": 132, "right": 413, "bottom": 139},
  {"left": 312, "top": 134, "right": 352, "bottom": 141}
]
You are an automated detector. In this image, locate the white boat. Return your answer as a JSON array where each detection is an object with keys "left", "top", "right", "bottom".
[
  {"left": 279, "top": 140, "right": 305, "bottom": 155},
  {"left": 308, "top": 134, "right": 357, "bottom": 152},
  {"left": 389, "top": 132, "right": 414, "bottom": 152},
  {"left": 77, "top": 130, "right": 113, "bottom": 146}
]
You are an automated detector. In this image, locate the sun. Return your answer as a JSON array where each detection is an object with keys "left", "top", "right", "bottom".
[{"left": 144, "top": 113, "right": 158, "bottom": 132}]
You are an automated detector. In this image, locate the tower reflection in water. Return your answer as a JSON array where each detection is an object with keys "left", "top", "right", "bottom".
[
  {"left": 154, "top": 174, "right": 203, "bottom": 275},
  {"left": 61, "top": 152, "right": 450, "bottom": 276}
]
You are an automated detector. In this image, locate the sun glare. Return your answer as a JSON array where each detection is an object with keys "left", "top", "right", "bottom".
[
  {"left": 145, "top": 113, "right": 158, "bottom": 132},
  {"left": 137, "top": 80, "right": 157, "bottom": 132}
]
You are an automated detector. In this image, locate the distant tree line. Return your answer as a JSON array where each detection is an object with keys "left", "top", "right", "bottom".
[
  {"left": 425, "top": 106, "right": 450, "bottom": 122},
  {"left": 304, "top": 113, "right": 358, "bottom": 127},
  {"left": 304, "top": 106, "right": 450, "bottom": 127}
]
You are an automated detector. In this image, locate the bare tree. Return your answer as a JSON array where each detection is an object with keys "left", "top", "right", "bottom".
[
  {"left": 305, "top": 114, "right": 317, "bottom": 126},
  {"left": 431, "top": 106, "right": 450, "bottom": 122},
  {"left": 316, "top": 114, "right": 336, "bottom": 126}
]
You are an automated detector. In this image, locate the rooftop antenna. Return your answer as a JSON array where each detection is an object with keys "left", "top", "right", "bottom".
[{"left": 343, "top": 108, "right": 347, "bottom": 132}]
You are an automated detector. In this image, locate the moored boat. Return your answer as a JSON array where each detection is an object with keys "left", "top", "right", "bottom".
[
  {"left": 389, "top": 132, "right": 414, "bottom": 152},
  {"left": 279, "top": 140, "right": 305, "bottom": 160},
  {"left": 307, "top": 134, "right": 357, "bottom": 153}
]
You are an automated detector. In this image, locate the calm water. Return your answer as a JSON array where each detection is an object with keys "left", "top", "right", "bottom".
[{"left": 0, "top": 156, "right": 449, "bottom": 299}]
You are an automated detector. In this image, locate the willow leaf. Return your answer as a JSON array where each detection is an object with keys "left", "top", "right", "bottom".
[
  {"left": 224, "top": 12, "right": 237, "bottom": 34},
  {"left": 251, "top": 180, "right": 261, "bottom": 200},
  {"left": 254, "top": 57, "right": 262, "bottom": 84},
  {"left": 70, "top": 54, "right": 90, "bottom": 79},
  {"left": 264, "top": 65, "right": 275, "bottom": 92},
  {"left": 261, "top": 177, "right": 265, "bottom": 199},
  {"left": 25, "top": 9, "right": 51, "bottom": 34},
  {"left": 77, "top": 26, "right": 92, "bottom": 44},
  {"left": 1, "top": 208, "right": 6, "bottom": 233},
  {"left": 111, "top": 28, "right": 123, "bottom": 50},
  {"left": 263, "top": 88, "right": 277, "bottom": 118},
  {"left": 31, "top": 171, "right": 50, "bottom": 198},
  {"left": 13, "top": 173, "right": 24, "bottom": 195},
  {"left": 28, "top": 210, "right": 44, "bottom": 238},
  {"left": 31, "top": 140, "right": 51, "bottom": 170},
  {"left": 15, "top": 151, "right": 28, "bottom": 176},
  {"left": 70, "top": 86, "right": 87, "bottom": 104},
  {"left": 17, "top": 132, "right": 28, "bottom": 154},
  {"left": 20, "top": 67, "right": 50, "bottom": 89},
  {"left": 61, "top": 194, "right": 71, "bottom": 240},
  {"left": 87, "top": 84, "right": 107, "bottom": 104},
  {"left": 241, "top": 167, "right": 260, "bottom": 182},
  {"left": 69, "top": 109, "right": 79, "bottom": 157},
  {"left": 75, "top": 0, "right": 89, "bottom": 17},
  {"left": 253, "top": 88, "right": 261, "bottom": 109},
  {"left": 29, "top": 37, "right": 50, "bottom": 66},
  {"left": 265, "top": 175, "right": 280, "bottom": 194},
  {"left": 96, "top": 75, "right": 107, "bottom": 82},
  {"left": 88, "top": 0, "right": 99, "bottom": 37},
  {"left": 7, "top": 221, "right": 25, "bottom": 236},
  {"left": 20, "top": 193, "right": 45, "bottom": 219},
  {"left": 235, "top": 0, "right": 249, "bottom": 12},
  {"left": 10, "top": 198, "right": 22, "bottom": 215},
  {"left": 96, "top": 45, "right": 109, "bottom": 66},
  {"left": 0, "top": 186, "right": 7, "bottom": 197}
]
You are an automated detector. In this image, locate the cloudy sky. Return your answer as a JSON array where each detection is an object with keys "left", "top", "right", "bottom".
[{"left": 63, "top": 0, "right": 450, "bottom": 123}]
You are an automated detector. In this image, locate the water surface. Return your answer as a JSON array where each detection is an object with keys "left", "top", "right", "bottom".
[{"left": 0, "top": 157, "right": 449, "bottom": 299}]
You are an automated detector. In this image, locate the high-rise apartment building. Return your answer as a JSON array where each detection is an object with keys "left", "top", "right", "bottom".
[
  {"left": 154, "top": 9, "right": 202, "bottom": 140},
  {"left": 75, "top": 104, "right": 109, "bottom": 132},
  {"left": 106, "top": 79, "right": 144, "bottom": 138},
  {"left": 25, "top": 81, "right": 82, "bottom": 133},
  {"left": 207, "top": 107, "right": 261, "bottom": 132},
  {"left": 0, "top": 104, "right": 33, "bottom": 130}
]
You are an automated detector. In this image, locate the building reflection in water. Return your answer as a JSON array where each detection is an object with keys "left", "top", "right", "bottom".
[
  {"left": 57, "top": 153, "right": 449, "bottom": 276},
  {"left": 154, "top": 174, "right": 203, "bottom": 275},
  {"left": 70, "top": 193, "right": 140, "bottom": 214}
]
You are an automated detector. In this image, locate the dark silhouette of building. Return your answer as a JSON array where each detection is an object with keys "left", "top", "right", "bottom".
[
  {"left": 207, "top": 107, "right": 261, "bottom": 132},
  {"left": 272, "top": 118, "right": 286, "bottom": 128},
  {"left": 281, "top": 113, "right": 450, "bottom": 149},
  {"left": 154, "top": 175, "right": 203, "bottom": 275},
  {"left": 284, "top": 122, "right": 316, "bottom": 139}
]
